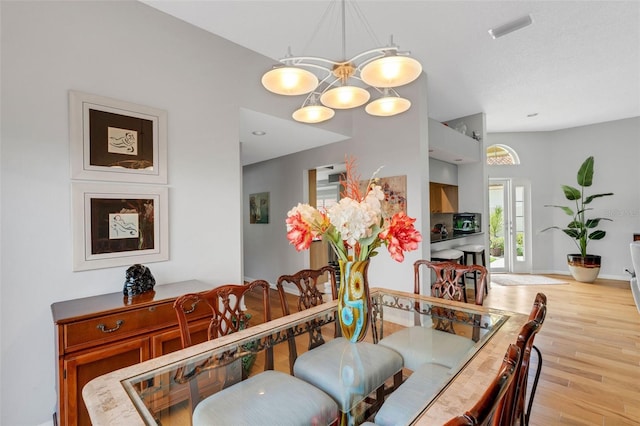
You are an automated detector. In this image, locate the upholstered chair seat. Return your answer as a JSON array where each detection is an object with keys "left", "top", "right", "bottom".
[
  {"left": 373, "top": 362, "right": 453, "bottom": 426},
  {"left": 377, "top": 324, "right": 475, "bottom": 371},
  {"left": 293, "top": 337, "right": 403, "bottom": 414},
  {"left": 192, "top": 370, "right": 339, "bottom": 426}
]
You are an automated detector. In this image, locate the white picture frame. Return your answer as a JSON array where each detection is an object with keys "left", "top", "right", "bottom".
[
  {"left": 72, "top": 183, "right": 169, "bottom": 271},
  {"left": 69, "top": 90, "right": 168, "bottom": 184}
]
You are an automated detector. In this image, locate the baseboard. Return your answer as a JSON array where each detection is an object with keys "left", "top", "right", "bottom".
[{"left": 531, "top": 269, "right": 629, "bottom": 282}]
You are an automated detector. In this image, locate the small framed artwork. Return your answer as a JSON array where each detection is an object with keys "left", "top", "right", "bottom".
[
  {"left": 72, "top": 183, "right": 169, "bottom": 271},
  {"left": 69, "top": 90, "right": 168, "bottom": 183},
  {"left": 249, "top": 192, "right": 270, "bottom": 224}
]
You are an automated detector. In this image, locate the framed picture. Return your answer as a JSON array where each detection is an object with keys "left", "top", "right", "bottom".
[
  {"left": 72, "top": 183, "right": 169, "bottom": 271},
  {"left": 249, "top": 192, "right": 270, "bottom": 224},
  {"left": 69, "top": 90, "right": 168, "bottom": 183}
]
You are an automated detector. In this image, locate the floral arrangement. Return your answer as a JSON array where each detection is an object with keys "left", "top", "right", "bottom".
[{"left": 286, "top": 158, "right": 422, "bottom": 263}]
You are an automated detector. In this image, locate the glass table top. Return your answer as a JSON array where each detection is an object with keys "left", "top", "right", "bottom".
[{"left": 117, "top": 289, "right": 509, "bottom": 426}]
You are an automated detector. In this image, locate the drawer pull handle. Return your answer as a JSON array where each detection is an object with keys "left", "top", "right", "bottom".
[
  {"left": 183, "top": 302, "right": 198, "bottom": 315},
  {"left": 97, "top": 320, "right": 124, "bottom": 333}
]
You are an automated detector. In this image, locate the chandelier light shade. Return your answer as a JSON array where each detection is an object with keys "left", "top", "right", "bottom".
[
  {"left": 260, "top": 0, "right": 422, "bottom": 123},
  {"left": 320, "top": 85, "right": 370, "bottom": 109},
  {"left": 365, "top": 91, "right": 411, "bottom": 116},
  {"left": 292, "top": 104, "right": 335, "bottom": 123},
  {"left": 360, "top": 55, "right": 422, "bottom": 88},
  {"left": 261, "top": 66, "right": 319, "bottom": 96}
]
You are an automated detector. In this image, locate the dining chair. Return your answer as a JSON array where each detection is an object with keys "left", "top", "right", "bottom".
[
  {"left": 495, "top": 292, "right": 547, "bottom": 426},
  {"left": 276, "top": 265, "right": 339, "bottom": 374},
  {"left": 173, "top": 280, "right": 339, "bottom": 425},
  {"left": 376, "top": 259, "right": 484, "bottom": 372},
  {"left": 443, "top": 343, "right": 521, "bottom": 426},
  {"left": 278, "top": 267, "right": 403, "bottom": 424},
  {"left": 414, "top": 259, "right": 487, "bottom": 305}
]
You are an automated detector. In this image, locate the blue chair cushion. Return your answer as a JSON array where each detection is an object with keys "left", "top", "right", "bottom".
[
  {"left": 374, "top": 362, "right": 452, "bottom": 426},
  {"left": 293, "top": 337, "right": 403, "bottom": 412},
  {"left": 378, "top": 326, "right": 474, "bottom": 371},
  {"left": 192, "top": 370, "right": 339, "bottom": 426}
]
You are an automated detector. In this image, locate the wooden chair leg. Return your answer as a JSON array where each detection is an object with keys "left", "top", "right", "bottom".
[
  {"left": 524, "top": 345, "right": 543, "bottom": 426},
  {"left": 393, "top": 370, "right": 403, "bottom": 389}
]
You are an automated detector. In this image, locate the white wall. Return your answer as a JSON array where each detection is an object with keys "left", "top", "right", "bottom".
[
  {"left": 488, "top": 117, "right": 640, "bottom": 279},
  {"left": 0, "top": 1, "right": 288, "bottom": 424},
  {"left": 429, "top": 159, "right": 458, "bottom": 185},
  {"left": 243, "top": 75, "right": 430, "bottom": 294}
]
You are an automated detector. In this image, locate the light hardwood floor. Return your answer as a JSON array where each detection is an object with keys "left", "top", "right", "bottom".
[{"left": 482, "top": 275, "right": 640, "bottom": 426}]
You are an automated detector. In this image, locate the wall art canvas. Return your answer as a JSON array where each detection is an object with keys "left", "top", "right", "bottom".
[
  {"left": 72, "top": 183, "right": 169, "bottom": 271},
  {"left": 360, "top": 175, "right": 407, "bottom": 217},
  {"left": 249, "top": 192, "right": 270, "bottom": 224},
  {"left": 69, "top": 90, "right": 167, "bottom": 183}
]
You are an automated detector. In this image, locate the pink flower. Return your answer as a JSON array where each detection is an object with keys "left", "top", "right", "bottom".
[
  {"left": 286, "top": 212, "right": 314, "bottom": 251},
  {"left": 379, "top": 212, "right": 422, "bottom": 262}
]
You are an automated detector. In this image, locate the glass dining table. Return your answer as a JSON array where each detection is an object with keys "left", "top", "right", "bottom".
[{"left": 83, "top": 287, "right": 527, "bottom": 426}]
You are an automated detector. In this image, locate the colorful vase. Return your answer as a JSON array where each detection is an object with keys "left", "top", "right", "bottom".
[{"left": 337, "top": 259, "right": 371, "bottom": 342}]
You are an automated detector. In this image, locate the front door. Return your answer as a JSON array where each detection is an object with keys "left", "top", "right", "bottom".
[{"left": 488, "top": 179, "right": 532, "bottom": 273}]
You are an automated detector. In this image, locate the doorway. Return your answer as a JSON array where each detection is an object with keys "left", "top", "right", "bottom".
[
  {"left": 488, "top": 178, "right": 532, "bottom": 273},
  {"left": 309, "top": 164, "right": 345, "bottom": 280}
]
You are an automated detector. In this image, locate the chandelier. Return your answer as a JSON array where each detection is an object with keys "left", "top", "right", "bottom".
[{"left": 261, "top": 0, "right": 422, "bottom": 124}]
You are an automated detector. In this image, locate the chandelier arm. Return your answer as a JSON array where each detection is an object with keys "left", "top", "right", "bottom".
[
  {"left": 281, "top": 56, "right": 342, "bottom": 67},
  {"left": 299, "top": 91, "right": 319, "bottom": 108},
  {"left": 349, "top": 46, "right": 398, "bottom": 66}
]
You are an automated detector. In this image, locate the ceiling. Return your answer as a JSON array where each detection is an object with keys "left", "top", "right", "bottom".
[{"left": 142, "top": 1, "right": 640, "bottom": 165}]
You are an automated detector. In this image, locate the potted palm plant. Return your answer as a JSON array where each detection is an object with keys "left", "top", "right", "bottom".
[{"left": 542, "top": 156, "right": 613, "bottom": 282}]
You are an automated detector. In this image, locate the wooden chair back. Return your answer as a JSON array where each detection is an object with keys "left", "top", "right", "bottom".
[
  {"left": 414, "top": 260, "right": 487, "bottom": 305},
  {"left": 173, "top": 279, "right": 272, "bottom": 359},
  {"left": 494, "top": 292, "right": 547, "bottom": 426},
  {"left": 276, "top": 265, "right": 337, "bottom": 315},
  {"left": 276, "top": 266, "right": 338, "bottom": 374},
  {"left": 443, "top": 343, "right": 521, "bottom": 426}
]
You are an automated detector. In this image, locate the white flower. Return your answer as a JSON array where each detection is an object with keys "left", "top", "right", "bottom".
[
  {"left": 328, "top": 198, "right": 378, "bottom": 246},
  {"left": 364, "top": 184, "right": 384, "bottom": 213}
]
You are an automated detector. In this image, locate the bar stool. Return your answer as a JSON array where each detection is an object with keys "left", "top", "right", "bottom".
[
  {"left": 430, "top": 249, "right": 464, "bottom": 263},
  {"left": 457, "top": 244, "right": 488, "bottom": 295}
]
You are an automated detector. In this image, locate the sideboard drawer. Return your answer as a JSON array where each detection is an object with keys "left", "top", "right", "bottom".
[{"left": 64, "top": 302, "right": 177, "bottom": 352}]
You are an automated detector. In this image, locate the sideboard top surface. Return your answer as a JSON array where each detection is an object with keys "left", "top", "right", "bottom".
[{"left": 51, "top": 280, "right": 212, "bottom": 324}]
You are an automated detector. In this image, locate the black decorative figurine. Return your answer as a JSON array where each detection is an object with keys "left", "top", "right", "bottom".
[{"left": 123, "top": 264, "right": 156, "bottom": 297}]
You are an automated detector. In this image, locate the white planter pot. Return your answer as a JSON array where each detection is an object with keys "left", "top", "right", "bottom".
[{"left": 567, "top": 254, "right": 601, "bottom": 283}]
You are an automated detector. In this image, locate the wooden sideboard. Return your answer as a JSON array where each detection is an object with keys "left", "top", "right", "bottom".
[{"left": 51, "top": 280, "right": 213, "bottom": 426}]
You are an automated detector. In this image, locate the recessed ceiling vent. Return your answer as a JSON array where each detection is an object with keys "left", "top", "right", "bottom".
[{"left": 488, "top": 14, "right": 533, "bottom": 39}]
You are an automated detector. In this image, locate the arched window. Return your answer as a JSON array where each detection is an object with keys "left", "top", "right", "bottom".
[{"left": 487, "top": 144, "right": 520, "bottom": 165}]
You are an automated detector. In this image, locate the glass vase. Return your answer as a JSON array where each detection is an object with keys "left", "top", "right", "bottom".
[{"left": 337, "top": 259, "right": 371, "bottom": 342}]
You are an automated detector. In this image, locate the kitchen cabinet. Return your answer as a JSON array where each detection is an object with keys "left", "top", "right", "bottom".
[
  {"left": 52, "top": 280, "right": 213, "bottom": 426},
  {"left": 430, "top": 182, "right": 458, "bottom": 213}
]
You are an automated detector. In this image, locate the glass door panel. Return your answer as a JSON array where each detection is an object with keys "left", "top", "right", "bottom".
[
  {"left": 511, "top": 180, "right": 532, "bottom": 273},
  {"left": 488, "top": 180, "right": 508, "bottom": 272}
]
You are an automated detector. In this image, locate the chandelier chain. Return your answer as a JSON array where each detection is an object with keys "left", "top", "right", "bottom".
[{"left": 300, "top": 1, "right": 338, "bottom": 58}]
